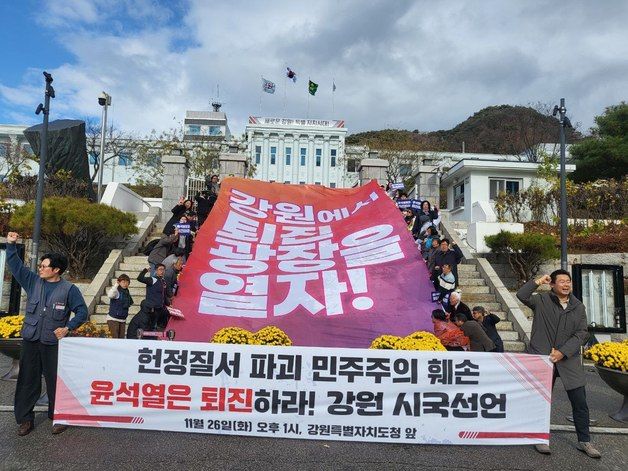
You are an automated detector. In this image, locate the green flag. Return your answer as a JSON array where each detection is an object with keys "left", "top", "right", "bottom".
[{"left": 308, "top": 80, "right": 318, "bottom": 96}]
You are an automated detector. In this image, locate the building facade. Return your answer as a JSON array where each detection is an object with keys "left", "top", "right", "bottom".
[{"left": 246, "top": 116, "right": 349, "bottom": 187}]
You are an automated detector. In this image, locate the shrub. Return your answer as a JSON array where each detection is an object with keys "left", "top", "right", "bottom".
[
  {"left": 485, "top": 231, "right": 559, "bottom": 286},
  {"left": 9, "top": 197, "right": 137, "bottom": 278}
]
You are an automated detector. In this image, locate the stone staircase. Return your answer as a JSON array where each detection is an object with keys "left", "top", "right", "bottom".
[
  {"left": 456, "top": 263, "right": 526, "bottom": 352},
  {"left": 90, "top": 225, "right": 164, "bottom": 327}
]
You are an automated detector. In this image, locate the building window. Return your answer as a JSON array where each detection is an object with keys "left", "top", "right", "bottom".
[
  {"left": 118, "top": 152, "right": 131, "bottom": 166},
  {"left": 255, "top": 145, "right": 261, "bottom": 164},
  {"left": 88, "top": 152, "right": 98, "bottom": 165},
  {"left": 489, "top": 178, "right": 521, "bottom": 200},
  {"left": 330, "top": 182, "right": 336, "bottom": 188},
  {"left": 315, "top": 148, "right": 322, "bottom": 167},
  {"left": 207, "top": 125, "right": 222, "bottom": 136},
  {"left": 299, "top": 181, "right": 305, "bottom": 184},
  {"left": 347, "top": 159, "right": 357, "bottom": 172},
  {"left": 270, "top": 146, "right": 277, "bottom": 165},
  {"left": 186, "top": 125, "right": 200, "bottom": 135},
  {"left": 284, "top": 180, "right": 290, "bottom": 184},
  {"left": 330, "top": 149, "right": 337, "bottom": 167},
  {"left": 300, "top": 148, "right": 306, "bottom": 166},
  {"left": 0, "top": 143, "right": 8, "bottom": 158},
  {"left": 314, "top": 181, "right": 321, "bottom": 185},
  {"left": 285, "top": 147, "right": 292, "bottom": 165},
  {"left": 453, "top": 182, "right": 465, "bottom": 209}
]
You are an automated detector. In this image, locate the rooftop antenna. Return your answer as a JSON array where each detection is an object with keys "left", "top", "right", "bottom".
[{"left": 211, "top": 84, "right": 222, "bottom": 112}]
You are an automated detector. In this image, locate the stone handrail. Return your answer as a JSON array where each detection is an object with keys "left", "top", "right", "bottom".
[{"left": 439, "top": 219, "right": 532, "bottom": 344}]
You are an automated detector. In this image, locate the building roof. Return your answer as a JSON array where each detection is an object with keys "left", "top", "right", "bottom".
[{"left": 440, "top": 158, "right": 576, "bottom": 184}]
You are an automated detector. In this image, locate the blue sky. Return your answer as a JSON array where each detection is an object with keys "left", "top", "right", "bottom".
[{"left": 1, "top": 0, "right": 627, "bottom": 137}]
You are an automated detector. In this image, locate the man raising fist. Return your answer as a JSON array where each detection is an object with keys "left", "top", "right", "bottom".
[
  {"left": 5, "top": 232, "right": 88, "bottom": 436},
  {"left": 517, "top": 269, "right": 600, "bottom": 459}
]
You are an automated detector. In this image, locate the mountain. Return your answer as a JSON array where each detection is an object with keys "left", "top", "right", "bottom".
[{"left": 346, "top": 105, "right": 582, "bottom": 157}]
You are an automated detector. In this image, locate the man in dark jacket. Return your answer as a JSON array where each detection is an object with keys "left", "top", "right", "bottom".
[
  {"left": 432, "top": 238, "right": 463, "bottom": 284},
  {"left": 148, "top": 231, "right": 179, "bottom": 275},
  {"left": 445, "top": 291, "right": 472, "bottom": 322},
  {"left": 194, "top": 190, "right": 212, "bottom": 227},
  {"left": 453, "top": 314, "right": 495, "bottom": 352},
  {"left": 5, "top": 232, "right": 87, "bottom": 436},
  {"left": 517, "top": 270, "right": 601, "bottom": 459},
  {"left": 126, "top": 300, "right": 159, "bottom": 339},
  {"left": 137, "top": 264, "right": 172, "bottom": 328}
]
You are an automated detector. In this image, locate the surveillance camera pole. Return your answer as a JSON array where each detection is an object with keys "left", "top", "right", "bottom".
[
  {"left": 97, "top": 92, "right": 111, "bottom": 202},
  {"left": 558, "top": 98, "right": 568, "bottom": 270},
  {"left": 30, "top": 72, "right": 55, "bottom": 271}
]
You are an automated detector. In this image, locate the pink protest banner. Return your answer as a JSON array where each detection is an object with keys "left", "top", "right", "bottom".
[{"left": 169, "top": 178, "right": 435, "bottom": 347}]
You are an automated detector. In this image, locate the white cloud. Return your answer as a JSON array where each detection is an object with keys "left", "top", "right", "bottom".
[{"left": 2, "top": 0, "right": 628, "bottom": 137}]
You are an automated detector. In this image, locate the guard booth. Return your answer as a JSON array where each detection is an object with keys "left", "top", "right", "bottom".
[
  {"left": 572, "top": 264, "right": 626, "bottom": 338},
  {"left": 0, "top": 242, "right": 24, "bottom": 316}
]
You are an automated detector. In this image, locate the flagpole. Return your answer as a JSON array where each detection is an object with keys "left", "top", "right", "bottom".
[
  {"left": 307, "top": 77, "right": 310, "bottom": 118},
  {"left": 259, "top": 76, "right": 263, "bottom": 115},
  {"left": 332, "top": 78, "right": 335, "bottom": 116},
  {"left": 283, "top": 73, "right": 287, "bottom": 116}
]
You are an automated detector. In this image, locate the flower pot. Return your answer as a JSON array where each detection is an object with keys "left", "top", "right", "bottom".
[
  {"left": 595, "top": 365, "right": 628, "bottom": 423},
  {"left": 0, "top": 338, "right": 21, "bottom": 381}
]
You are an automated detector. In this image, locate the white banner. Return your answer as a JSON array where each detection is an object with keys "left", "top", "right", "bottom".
[{"left": 54, "top": 338, "right": 552, "bottom": 445}]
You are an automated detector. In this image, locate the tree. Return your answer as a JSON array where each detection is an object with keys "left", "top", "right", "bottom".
[
  {"left": 0, "top": 139, "right": 35, "bottom": 181},
  {"left": 132, "top": 127, "right": 223, "bottom": 185},
  {"left": 569, "top": 102, "right": 628, "bottom": 182},
  {"left": 85, "top": 119, "right": 137, "bottom": 183},
  {"left": 10, "top": 197, "right": 138, "bottom": 278}
]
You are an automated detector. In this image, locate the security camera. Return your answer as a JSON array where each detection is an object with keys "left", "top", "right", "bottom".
[
  {"left": 98, "top": 92, "right": 111, "bottom": 106},
  {"left": 552, "top": 105, "right": 559, "bottom": 117},
  {"left": 563, "top": 117, "right": 573, "bottom": 129},
  {"left": 35, "top": 103, "right": 44, "bottom": 115},
  {"left": 43, "top": 71, "right": 53, "bottom": 83}
]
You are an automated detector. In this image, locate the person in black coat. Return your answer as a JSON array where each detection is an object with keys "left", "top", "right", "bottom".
[
  {"left": 445, "top": 291, "right": 472, "bottom": 322},
  {"left": 432, "top": 238, "right": 464, "bottom": 283},
  {"left": 195, "top": 191, "right": 212, "bottom": 227},
  {"left": 471, "top": 306, "right": 504, "bottom": 352},
  {"left": 126, "top": 300, "right": 159, "bottom": 339},
  {"left": 163, "top": 197, "right": 194, "bottom": 235}
]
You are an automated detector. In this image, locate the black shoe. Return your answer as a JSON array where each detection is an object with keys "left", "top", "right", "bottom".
[{"left": 17, "top": 421, "right": 34, "bottom": 436}]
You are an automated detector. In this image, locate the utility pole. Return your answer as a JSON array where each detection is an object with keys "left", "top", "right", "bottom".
[
  {"left": 30, "top": 72, "right": 55, "bottom": 271},
  {"left": 97, "top": 92, "right": 111, "bottom": 202},
  {"left": 553, "top": 98, "right": 570, "bottom": 270}
]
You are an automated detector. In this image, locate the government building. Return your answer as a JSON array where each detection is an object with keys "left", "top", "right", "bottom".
[{"left": 245, "top": 116, "right": 351, "bottom": 187}]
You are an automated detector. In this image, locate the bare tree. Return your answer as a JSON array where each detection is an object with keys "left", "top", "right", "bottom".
[
  {"left": 0, "top": 139, "right": 36, "bottom": 181},
  {"left": 85, "top": 118, "right": 138, "bottom": 182}
]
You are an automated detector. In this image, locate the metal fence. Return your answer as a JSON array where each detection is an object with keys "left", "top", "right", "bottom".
[{"left": 186, "top": 178, "right": 206, "bottom": 200}]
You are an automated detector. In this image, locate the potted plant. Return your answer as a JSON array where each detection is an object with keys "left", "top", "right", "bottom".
[
  {"left": 0, "top": 315, "right": 24, "bottom": 381},
  {"left": 584, "top": 340, "right": 628, "bottom": 423}
]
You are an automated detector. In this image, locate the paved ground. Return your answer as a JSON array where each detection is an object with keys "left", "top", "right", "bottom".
[{"left": 0, "top": 354, "right": 626, "bottom": 471}]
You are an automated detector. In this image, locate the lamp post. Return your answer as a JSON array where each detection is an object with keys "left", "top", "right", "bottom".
[
  {"left": 97, "top": 91, "right": 111, "bottom": 202},
  {"left": 30, "top": 72, "right": 55, "bottom": 271},
  {"left": 553, "top": 98, "right": 572, "bottom": 271}
]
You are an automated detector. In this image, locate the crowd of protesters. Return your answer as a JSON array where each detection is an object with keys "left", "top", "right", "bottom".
[
  {"left": 391, "top": 188, "right": 503, "bottom": 353},
  {"left": 106, "top": 176, "right": 221, "bottom": 340}
]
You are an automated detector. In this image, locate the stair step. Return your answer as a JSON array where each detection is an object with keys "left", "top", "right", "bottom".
[
  {"left": 459, "top": 293, "right": 496, "bottom": 303},
  {"left": 103, "top": 286, "right": 147, "bottom": 296},
  {"left": 498, "top": 331, "right": 520, "bottom": 341},
  {"left": 456, "top": 279, "right": 485, "bottom": 286},
  {"left": 119, "top": 263, "right": 152, "bottom": 272},
  {"left": 469, "top": 302, "right": 502, "bottom": 311},
  {"left": 496, "top": 321, "right": 513, "bottom": 331},
  {"left": 123, "top": 256, "right": 149, "bottom": 264},
  {"left": 456, "top": 286, "right": 489, "bottom": 294},
  {"left": 503, "top": 341, "right": 526, "bottom": 352},
  {"left": 457, "top": 265, "right": 477, "bottom": 272}
]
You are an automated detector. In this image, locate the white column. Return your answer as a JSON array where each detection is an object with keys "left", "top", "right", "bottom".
[
  {"left": 322, "top": 137, "right": 330, "bottom": 186},
  {"left": 262, "top": 133, "right": 270, "bottom": 181},
  {"left": 279, "top": 136, "right": 286, "bottom": 182},
  {"left": 307, "top": 136, "right": 314, "bottom": 183}
]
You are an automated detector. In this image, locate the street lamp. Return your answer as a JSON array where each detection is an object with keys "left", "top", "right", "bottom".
[
  {"left": 30, "top": 71, "right": 55, "bottom": 271},
  {"left": 97, "top": 91, "right": 111, "bottom": 202},
  {"left": 552, "top": 98, "right": 573, "bottom": 271}
]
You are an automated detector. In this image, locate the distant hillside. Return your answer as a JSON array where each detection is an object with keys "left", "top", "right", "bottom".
[{"left": 347, "top": 105, "right": 582, "bottom": 157}]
